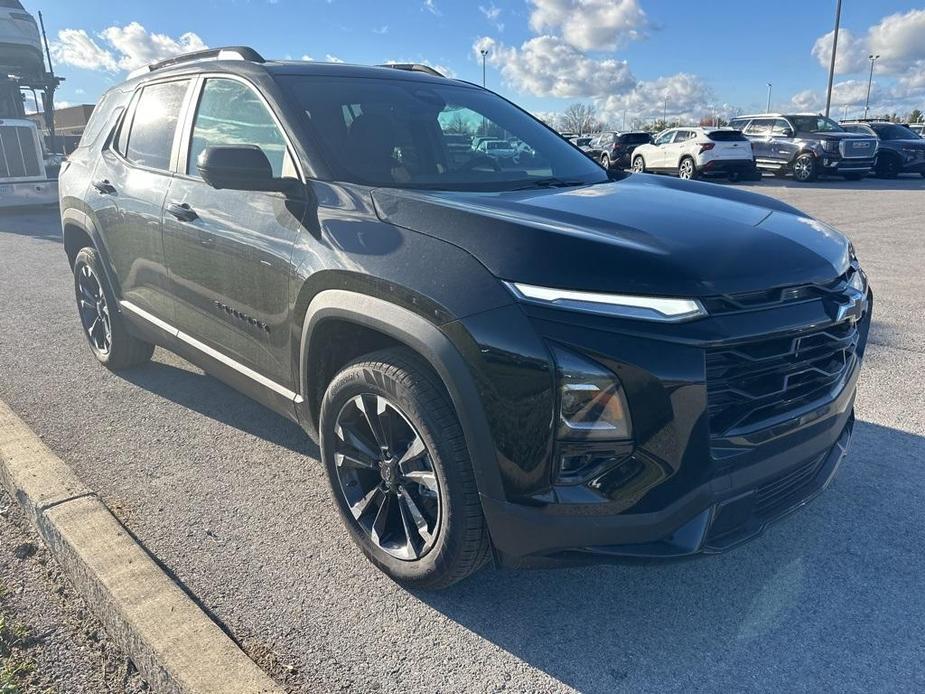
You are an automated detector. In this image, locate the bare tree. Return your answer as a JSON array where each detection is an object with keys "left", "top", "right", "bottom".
[
  {"left": 560, "top": 103, "right": 605, "bottom": 134},
  {"left": 443, "top": 112, "right": 474, "bottom": 134}
]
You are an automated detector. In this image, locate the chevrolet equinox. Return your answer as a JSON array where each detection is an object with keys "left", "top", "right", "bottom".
[{"left": 59, "top": 48, "right": 872, "bottom": 588}]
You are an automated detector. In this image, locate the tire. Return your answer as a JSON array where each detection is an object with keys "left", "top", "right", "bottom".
[
  {"left": 319, "top": 347, "right": 490, "bottom": 589},
  {"left": 678, "top": 157, "right": 697, "bottom": 180},
  {"left": 792, "top": 153, "right": 818, "bottom": 182},
  {"left": 73, "top": 247, "right": 154, "bottom": 370},
  {"left": 600, "top": 153, "right": 610, "bottom": 169},
  {"left": 631, "top": 155, "right": 646, "bottom": 173},
  {"left": 873, "top": 154, "right": 900, "bottom": 179}
]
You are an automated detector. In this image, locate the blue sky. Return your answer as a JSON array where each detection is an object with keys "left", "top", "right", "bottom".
[{"left": 40, "top": 0, "right": 925, "bottom": 125}]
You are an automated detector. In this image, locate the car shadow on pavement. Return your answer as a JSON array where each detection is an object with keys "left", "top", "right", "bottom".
[
  {"left": 419, "top": 420, "right": 925, "bottom": 693},
  {"left": 119, "top": 359, "right": 319, "bottom": 457}
]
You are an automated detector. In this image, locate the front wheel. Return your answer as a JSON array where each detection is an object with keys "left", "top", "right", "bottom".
[
  {"left": 631, "top": 155, "right": 646, "bottom": 173},
  {"left": 319, "top": 348, "right": 490, "bottom": 589},
  {"left": 792, "top": 153, "right": 818, "bottom": 182},
  {"left": 73, "top": 247, "right": 154, "bottom": 370},
  {"left": 873, "top": 155, "right": 900, "bottom": 179},
  {"left": 600, "top": 153, "right": 610, "bottom": 169},
  {"left": 678, "top": 157, "right": 697, "bottom": 180}
]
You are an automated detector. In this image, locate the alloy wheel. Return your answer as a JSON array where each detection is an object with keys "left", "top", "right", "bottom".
[
  {"left": 793, "top": 156, "right": 813, "bottom": 181},
  {"left": 332, "top": 393, "right": 441, "bottom": 561},
  {"left": 632, "top": 157, "right": 644, "bottom": 173},
  {"left": 76, "top": 263, "right": 112, "bottom": 355},
  {"left": 679, "top": 159, "right": 694, "bottom": 179}
]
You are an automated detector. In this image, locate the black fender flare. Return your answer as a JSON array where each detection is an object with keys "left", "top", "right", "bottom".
[
  {"left": 60, "top": 207, "right": 122, "bottom": 299},
  {"left": 298, "top": 290, "right": 506, "bottom": 501}
]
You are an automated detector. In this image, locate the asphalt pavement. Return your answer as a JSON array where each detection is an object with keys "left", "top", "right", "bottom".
[{"left": 0, "top": 174, "right": 923, "bottom": 693}]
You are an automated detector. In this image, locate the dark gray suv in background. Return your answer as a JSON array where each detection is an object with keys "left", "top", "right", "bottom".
[
  {"left": 730, "top": 113, "right": 877, "bottom": 182},
  {"left": 842, "top": 120, "right": 925, "bottom": 178}
]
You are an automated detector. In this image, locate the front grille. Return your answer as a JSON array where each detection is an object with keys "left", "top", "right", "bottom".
[
  {"left": 706, "top": 320, "right": 860, "bottom": 437},
  {"left": 839, "top": 138, "right": 876, "bottom": 159},
  {"left": 701, "top": 268, "right": 860, "bottom": 316},
  {"left": 0, "top": 126, "right": 43, "bottom": 179}
]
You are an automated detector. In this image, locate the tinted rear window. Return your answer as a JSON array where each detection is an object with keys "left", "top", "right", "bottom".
[
  {"left": 125, "top": 80, "right": 189, "bottom": 171},
  {"left": 619, "top": 133, "right": 651, "bottom": 144},
  {"left": 707, "top": 130, "right": 748, "bottom": 142}
]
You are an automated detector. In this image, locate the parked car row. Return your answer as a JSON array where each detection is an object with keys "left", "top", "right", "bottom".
[{"left": 569, "top": 113, "right": 924, "bottom": 183}]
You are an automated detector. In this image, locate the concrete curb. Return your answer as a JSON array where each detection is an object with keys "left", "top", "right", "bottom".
[{"left": 0, "top": 399, "right": 283, "bottom": 694}]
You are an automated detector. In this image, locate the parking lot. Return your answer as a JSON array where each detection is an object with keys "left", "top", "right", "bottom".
[{"left": 1, "top": 174, "right": 923, "bottom": 692}]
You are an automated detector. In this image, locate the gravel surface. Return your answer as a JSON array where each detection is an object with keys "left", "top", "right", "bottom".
[
  {"left": 0, "top": 175, "right": 923, "bottom": 693},
  {"left": 0, "top": 490, "right": 147, "bottom": 693}
]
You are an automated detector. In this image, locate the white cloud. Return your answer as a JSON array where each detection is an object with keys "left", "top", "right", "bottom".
[
  {"left": 50, "top": 22, "right": 206, "bottom": 72},
  {"left": 473, "top": 35, "right": 634, "bottom": 98},
  {"left": 528, "top": 0, "right": 648, "bottom": 52},
  {"left": 423, "top": 0, "right": 440, "bottom": 16},
  {"left": 597, "top": 73, "right": 714, "bottom": 124},
  {"left": 811, "top": 29, "right": 868, "bottom": 74},
  {"left": 373, "top": 25, "right": 389, "bottom": 35},
  {"left": 50, "top": 28, "right": 117, "bottom": 71},
  {"left": 479, "top": 4, "right": 504, "bottom": 32},
  {"left": 325, "top": 54, "right": 345, "bottom": 63}
]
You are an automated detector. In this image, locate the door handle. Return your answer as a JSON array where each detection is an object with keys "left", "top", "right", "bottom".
[
  {"left": 166, "top": 201, "right": 199, "bottom": 222},
  {"left": 92, "top": 179, "right": 116, "bottom": 195}
]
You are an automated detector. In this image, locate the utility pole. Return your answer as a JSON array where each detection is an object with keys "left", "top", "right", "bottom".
[
  {"left": 663, "top": 96, "right": 667, "bottom": 125},
  {"left": 37, "top": 11, "right": 58, "bottom": 154},
  {"left": 622, "top": 108, "right": 626, "bottom": 130},
  {"left": 480, "top": 48, "right": 488, "bottom": 88},
  {"left": 843, "top": 103, "right": 849, "bottom": 120},
  {"left": 766, "top": 83, "right": 773, "bottom": 113},
  {"left": 864, "top": 54, "right": 879, "bottom": 119},
  {"left": 824, "top": 0, "right": 842, "bottom": 118}
]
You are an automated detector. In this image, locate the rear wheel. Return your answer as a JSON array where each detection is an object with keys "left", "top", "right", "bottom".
[
  {"left": 874, "top": 154, "right": 900, "bottom": 179},
  {"left": 600, "top": 153, "right": 611, "bottom": 169},
  {"left": 631, "top": 155, "right": 646, "bottom": 173},
  {"left": 678, "top": 157, "right": 697, "bottom": 180},
  {"left": 792, "top": 153, "right": 818, "bottom": 182},
  {"left": 319, "top": 348, "right": 490, "bottom": 589},
  {"left": 73, "top": 247, "right": 153, "bottom": 370}
]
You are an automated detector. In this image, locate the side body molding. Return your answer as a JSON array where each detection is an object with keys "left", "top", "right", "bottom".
[{"left": 299, "top": 290, "right": 506, "bottom": 501}]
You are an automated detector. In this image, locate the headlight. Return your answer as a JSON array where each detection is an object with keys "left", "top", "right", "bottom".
[
  {"left": 847, "top": 267, "right": 867, "bottom": 294},
  {"left": 822, "top": 140, "right": 839, "bottom": 152},
  {"left": 506, "top": 282, "right": 707, "bottom": 322},
  {"left": 551, "top": 345, "right": 631, "bottom": 441}
]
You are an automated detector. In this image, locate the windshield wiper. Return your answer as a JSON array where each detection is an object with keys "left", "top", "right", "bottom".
[{"left": 510, "top": 177, "right": 588, "bottom": 191}]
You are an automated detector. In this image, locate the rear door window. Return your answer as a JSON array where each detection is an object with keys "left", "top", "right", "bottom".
[
  {"left": 125, "top": 80, "right": 190, "bottom": 171},
  {"left": 744, "top": 119, "right": 773, "bottom": 136}
]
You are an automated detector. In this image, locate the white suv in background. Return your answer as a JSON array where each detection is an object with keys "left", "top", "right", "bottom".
[{"left": 631, "top": 127, "right": 757, "bottom": 181}]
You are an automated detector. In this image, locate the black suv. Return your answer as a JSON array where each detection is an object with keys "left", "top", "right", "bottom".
[
  {"left": 590, "top": 130, "right": 653, "bottom": 169},
  {"left": 730, "top": 113, "right": 877, "bottom": 182},
  {"left": 59, "top": 48, "right": 871, "bottom": 588},
  {"left": 842, "top": 120, "right": 925, "bottom": 178}
]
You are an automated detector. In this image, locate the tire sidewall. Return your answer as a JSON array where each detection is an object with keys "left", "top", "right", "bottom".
[
  {"left": 74, "top": 247, "right": 116, "bottom": 365},
  {"left": 319, "top": 360, "right": 472, "bottom": 585}
]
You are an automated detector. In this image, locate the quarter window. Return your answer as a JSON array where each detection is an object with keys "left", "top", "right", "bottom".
[
  {"left": 187, "top": 78, "right": 292, "bottom": 178},
  {"left": 124, "top": 80, "right": 189, "bottom": 170}
]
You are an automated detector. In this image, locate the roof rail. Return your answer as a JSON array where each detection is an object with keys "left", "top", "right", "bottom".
[
  {"left": 127, "top": 46, "right": 265, "bottom": 80},
  {"left": 377, "top": 63, "right": 445, "bottom": 78}
]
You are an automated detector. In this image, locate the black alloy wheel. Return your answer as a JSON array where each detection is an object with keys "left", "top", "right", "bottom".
[
  {"left": 332, "top": 393, "right": 441, "bottom": 561},
  {"left": 76, "top": 262, "right": 112, "bottom": 356}
]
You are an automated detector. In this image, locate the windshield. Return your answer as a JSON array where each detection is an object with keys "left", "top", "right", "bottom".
[
  {"left": 278, "top": 75, "right": 607, "bottom": 191},
  {"left": 789, "top": 116, "right": 844, "bottom": 133},
  {"left": 872, "top": 123, "right": 919, "bottom": 140}
]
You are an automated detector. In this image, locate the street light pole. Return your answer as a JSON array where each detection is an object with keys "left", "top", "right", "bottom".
[
  {"left": 480, "top": 49, "right": 488, "bottom": 88},
  {"left": 663, "top": 96, "right": 668, "bottom": 125},
  {"left": 823, "top": 0, "right": 842, "bottom": 118},
  {"left": 864, "top": 54, "right": 879, "bottom": 119},
  {"left": 622, "top": 108, "right": 626, "bottom": 130},
  {"left": 766, "top": 83, "right": 772, "bottom": 113}
]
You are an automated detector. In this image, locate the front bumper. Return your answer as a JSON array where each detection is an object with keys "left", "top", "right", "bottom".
[
  {"left": 820, "top": 157, "right": 874, "bottom": 175},
  {"left": 485, "top": 388, "right": 855, "bottom": 562},
  {"left": 466, "top": 285, "right": 871, "bottom": 565}
]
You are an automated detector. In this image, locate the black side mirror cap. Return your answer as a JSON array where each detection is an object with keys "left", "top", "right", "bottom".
[{"left": 197, "top": 145, "right": 296, "bottom": 194}]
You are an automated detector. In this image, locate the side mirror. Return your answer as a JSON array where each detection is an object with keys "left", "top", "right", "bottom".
[
  {"left": 777, "top": 129, "right": 794, "bottom": 138},
  {"left": 197, "top": 145, "right": 297, "bottom": 194}
]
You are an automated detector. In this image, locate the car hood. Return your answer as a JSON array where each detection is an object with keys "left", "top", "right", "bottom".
[{"left": 371, "top": 174, "right": 851, "bottom": 297}]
